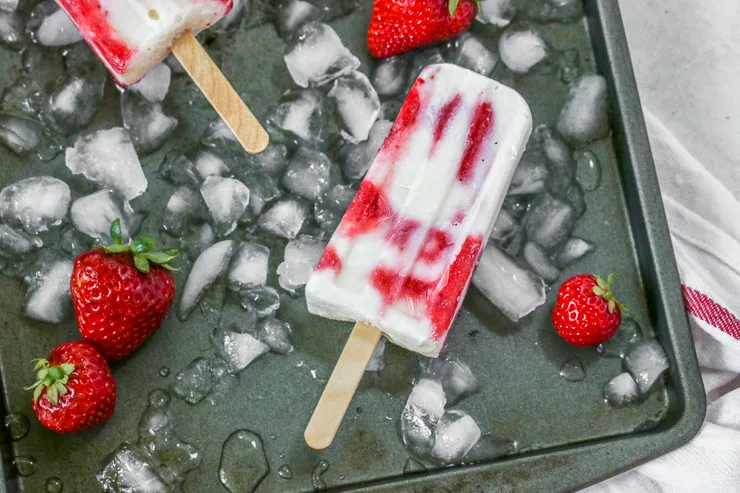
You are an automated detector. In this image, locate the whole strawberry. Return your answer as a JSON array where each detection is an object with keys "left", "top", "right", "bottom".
[
  {"left": 71, "top": 220, "right": 178, "bottom": 361},
  {"left": 368, "top": 0, "right": 479, "bottom": 59},
  {"left": 552, "top": 273, "right": 626, "bottom": 347},
  {"left": 26, "top": 341, "right": 116, "bottom": 433}
]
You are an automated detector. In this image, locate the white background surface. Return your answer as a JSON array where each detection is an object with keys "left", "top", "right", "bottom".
[{"left": 617, "top": 0, "right": 740, "bottom": 198}]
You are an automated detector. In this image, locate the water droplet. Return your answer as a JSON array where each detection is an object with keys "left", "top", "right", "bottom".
[
  {"left": 270, "top": 434, "right": 276, "bottom": 440},
  {"left": 339, "top": 475, "right": 345, "bottom": 480},
  {"left": 159, "top": 366, "right": 170, "bottom": 377},
  {"left": 13, "top": 456, "right": 36, "bottom": 476},
  {"left": 277, "top": 465, "right": 293, "bottom": 480},
  {"left": 355, "top": 407, "right": 362, "bottom": 414},
  {"left": 279, "top": 452, "right": 286, "bottom": 459},
  {"left": 311, "top": 460, "right": 330, "bottom": 491},
  {"left": 45, "top": 477, "right": 63, "bottom": 493},
  {"left": 558, "top": 48, "right": 583, "bottom": 83},
  {"left": 403, "top": 458, "right": 426, "bottom": 474},
  {"left": 147, "top": 388, "right": 171, "bottom": 408},
  {"left": 219, "top": 430, "right": 269, "bottom": 493},
  {"left": 4, "top": 413, "right": 30, "bottom": 441},
  {"left": 559, "top": 358, "right": 586, "bottom": 382},
  {"left": 575, "top": 150, "right": 602, "bottom": 191}
]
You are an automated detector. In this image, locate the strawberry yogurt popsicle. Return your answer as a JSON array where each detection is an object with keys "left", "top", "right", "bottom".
[
  {"left": 305, "top": 63, "right": 532, "bottom": 357},
  {"left": 56, "top": 0, "right": 233, "bottom": 85}
]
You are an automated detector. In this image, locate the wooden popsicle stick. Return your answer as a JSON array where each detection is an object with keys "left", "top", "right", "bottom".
[
  {"left": 305, "top": 321, "right": 382, "bottom": 450},
  {"left": 172, "top": 31, "right": 269, "bottom": 155}
]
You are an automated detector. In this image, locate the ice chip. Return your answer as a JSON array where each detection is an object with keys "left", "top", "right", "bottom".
[
  {"left": 507, "top": 148, "right": 550, "bottom": 196},
  {"left": 162, "top": 186, "right": 207, "bottom": 237},
  {"left": 121, "top": 91, "right": 178, "bottom": 155},
  {"left": 2, "top": 76, "right": 45, "bottom": 117},
  {"left": 212, "top": 328, "right": 269, "bottom": 373},
  {"left": 0, "top": 10, "right": 25, "bottom": 50},
  {"left": 258, "top": 197, "right": 310, "bottom": 239},
  {"left": 131, "top": 63, "right": 171, "bottom": 103},
  {"left": 430, "top": 410, "right": 482, "bottom": 464},
  {"left": 490, "top": 209, "right": 519, "bottom": 243},
  {"left": 269, "top": 89, "right": 333, "bottom": 146},
  {"left": 178, "top": 240, "right": 236, "bottom": 320},
  {"left": 194, "top": 151, "right": 230, "bottom": 180},
  {"left": 366, "top": 336, "right": 386, "bottom": 372},
  {"left": 251, "top": 316, "right": 294, "bottom": 354},
  {"left": 421, "top": 354, "right": 478, "bottom": 405},
  {"left": 158, "top": 151, "right": 200, "bottom": 188},
  {"left": 171, "top": 358, "right": 216, "bottom": 404},
  {"left": 556, "top": 74, "right": 610, "bottom": 144},
  {"left": 24, "top": 259, "right": 73, "bottom": 324},
  {"left": 0, "top": 114, "right": 42, "bottom": 155},
  {"left": 0, "top": 0, "right": 18, "bottom": 12},
  {"left": 71, "top": 190, "right": 137, "bottom": 243},
  {"left": 466, "top": 433, "right": 518, "bottom": 462},
  {"left": 473, "top": 245, "right": 547, "bottom": 322},
  {"left": 46, "top": 67, "right": 105, "bottom": 134},
  {"left": 400, "top": 378, "right": 446, "bottom": 456},
  {"left": 200, "top": 177, "right": 250, "bottom": 236},
  {"left": 329, "top": 71, "right": 381, "bottom": 143},
  {"left": 314, "top": 184, "right": 356, "bottom": 232},
  {"left": 406, "top": 379, "right": 446, "bottom": 422},
  {"left": 239, "top": 285, "right": 281, "bottom": 318},
  {"left": 533, "top": 124, "right": 574, "bottom": 176},
  {"left": 371, "top": 56, "right": 409, "bottom": 98},
  {"left": 275, "top": 0, "right": 322, "bottom": 37},
  {"left": 245, "top": 144, "right": 288, "bottom": 177},
  {"left": 66, "top": 128, "right": 147, "bottom": 200},
  {"left": 0, "top": 176, "right": 70, "bottom": 234},
  {"left": 604, "top": 372, "right": 640, "bottom": 406},
  {"left": 227, "top": 242, "right": 270, "bottom": 290},
  {"left": 339, "top": 119, "right": 393, "bottom": 181},
  {"left": 97, "top": 444, "right": 170, "bottom": 493},
  {"left": 477, "top": 0, "right": 516, "bottom": 26},
  {"left": 283, "top": 22, "right": 360, "bottom": 88},
  {"left": 499, "top": 27, "right": 549, "bottom": 73},
  {"left": 0, "top": 225, "right": 41, "bottom": 257},
  {"left": 522, "top": 242, "right": 560, "bottom": 284},
  {"left": 409, "top": 47, "right": 444, "bottom": 82},
  {"left": 598, "top": 318, "right": 643, "bottom": 358},
  {"left": 240, "top": 170, "right": 281, "bottom": 216},
  {"left": 282, "top": 147, "right": 335, "bottom": 201},
  {"left": 35, "top": 8, "right": 82, "bottom": 46},
  {"left": 447, "top": 33, "right": 498, "bottom": 76},
  {"left": 624, "top": 339, "right": 670, "bottom": 394},
  {"left": 554, "top": 237, "right": 595, "bottom": 268},
  {"left": 277, "top": 234, "right": 326, "bottom": 292},
  {"left": 525, "top": 193, "right": 576, "bottom": 251},
  {"left": 526, "top": 0, "right": 584, "bottom": 24}
]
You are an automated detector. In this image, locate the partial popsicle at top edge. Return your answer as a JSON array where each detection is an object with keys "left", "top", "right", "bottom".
[{"left": 57, "top": 0, "right": 269, "bottom": 154}]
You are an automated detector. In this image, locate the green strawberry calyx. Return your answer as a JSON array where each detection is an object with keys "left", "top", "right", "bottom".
[
  {"left": 449, "top": 0, "right": 480, "bottom": 17},
  {"left": 103, "top": 219, "right": 179, "bottom": 274},
  {"left": 592, "top": 273, "right": 628, "bottom": 314},
  {"left": 25, "top": 359, "right": 75, "bottom": 405}
]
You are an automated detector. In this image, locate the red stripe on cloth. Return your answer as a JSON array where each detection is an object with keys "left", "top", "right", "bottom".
[{"left": 682, "top": 285, "right": 740, "bottom": 340}]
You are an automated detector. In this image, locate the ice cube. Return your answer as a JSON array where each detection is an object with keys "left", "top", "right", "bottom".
[
  {"left": 240, "top": 170, "right": 281, "bottom": 216},
  {"left": 24, "top": 259, "right": 73, "bottom": 324},
  {"left": 598, "top": 318, "right": 643, "bottom": 358},
  {"left": 239, "top": 285, "right": 281, "bottom": 318},
  {"left": 283, "top": 22, "right": 360, "bottom": 88},
  {"left": 558, "top": 48, "right": 583, "bottom": 84},
  {"left": 158, "top": 151, "right": 200, "bottom": 188},
  {"left": 370, "top": 56, "right": 409, "bottom": 98},
  {"left": 477, "top": 0, "right": 515, "bottom": 26},
  {"left": 604, "top": 372, "right": 640, "bottom": 406},
  {"left": 526, "top": 0, "right": 584, "bottom": 24},
  {"left": 533, "top": 125, "right": 574, "bottom": 176},
  {"left": 498, "top": 27, "right": 549, "bottom": 73},
  {"left": 178, "top": 240, "right": 236, "bottom": 320},
  {"left": 277, "top": 234, "right": 326, "bottom": 292},
  {"left": 0, "top": 10, "right": 25, "bottom": 50},
  {"left": 447, "top": 33, "right": 498, "bottom": 76},
  {"left": 46, "top": 67, "right": 106, "bottom": 134},
  {"left": 339, "top": 119, "right": 393, "bottom": 181},
  {"left": 623, "top": 339, "right": 670, "bottom": 394},
  {"left": 66, "top": 128, "right": 147, "bottom": 200},
  {"left": 201, "top": 118, "right": 237, "bottom": 146},
  {"left": 430, "top": 410, "right": 482, "bottom": 464},
  {"left": 269, "top": 89, "right": 333, "bottom": 146},
  {"left": 35, "top": 8, "right": 82, "bottom": 46},
  {"left": 2, "top": 76, "right": 45, "bottom": 117},
  {"left": 522, "top": 242, "right": 560, "bottom": 284},
  {"left": 227, "top": 242, "right": 269, "bottom": 289},
  {"left": 0, "top": 225, "right": 41, "bottom": 257},
  {"left": 200, "top": 177, "right": 250, "bottom": 236},
  {"left": 473, "top": 245, "right": 547, "bottom": 322},
  {"left": 282, "top": 147, "right": 334, "bottom": 201},
  {"left": 490, "top": 209, "right": 519, "bottom": 243},
  {"left": 329, "top": 71, "right": 381, "bottom": 143},
  {"left": 556, "top": 74, "right": 610, "bottom": 144},
  {"left": 162, "top": 187, "right": 206, "bottom": 237},
  {"left": 409, "top": 47, "right": 444, "bottom": 82},
  {"left": 466, "top": 433, "right": 518, "bottom": 462},
  {"left": 70, "top": 190, "right": 137, "bottom": 243},
  {"left": 171, "top": 357, "right": 216, "bottom": 404},
  {"left": 274, "top": 0, "right": 322, "bottom": 37},
  {"left": 181, "top": 223, "right": 215, "bottom": 259},
  {"left": 366, "top": 336, "right": 386, "bottom": 372},
  {"left": 121, "top": 91, "right": 178, "bottom": 155},
  {"left": 565, "top": 183, "right": 586, "bottom": 218},
  {"left": 97, "top": 444, "right": 170, "bottom": 493},
  {"left": 245, "top": 144, "right": 288, "bottom": 177},
  {"left": 251, "top": 316, "right": 294, "bottom": 354},
  {"left": 0, "top": 176, "right": 70, "bottom": 235},
  {"left": 314, "top": 184, "right": 356, "bottom": 231},
  {"left": 400, "top": 379, "right": 446, "bottom": 456},
  {"left": 574, "top": 150, "right": 602, "bottom": 191},
  {"left": 212, "top": 328, "right": 270, "bottom": 373},
  {"left": 554, "top": 237, "right": 594, "bottom": 268},
  {"left": 406, "top": 378, "right": 446, "bottom": 422},
  {"left": 0, "top": 114, "right": 42, "bottom": 155},
  {"left": 258, "top": 197, "right": 310, "bottom": 239},
  {"left": 131, "top": 63, "right": 171, "bottom": 103},
  {"left": 525, "top": 193, "right": 576, "bottom": 251},
  {"left": 194, "top": 151, "right": 230, "bottom": 180},
  {"left": 0, "top": 0, "right": 18, "bottom": 12},
  {"left": 507, "top": 148, "right": 550, "bottom": 196},
  {"left": 420, "top": 354, "right": 478, "bottom": 405},
  {"left": 60, "top": 42, "right": 96, "bottom": 70}
]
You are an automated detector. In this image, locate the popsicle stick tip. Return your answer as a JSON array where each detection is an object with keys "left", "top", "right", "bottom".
[{"left": 304, "top": 428, "right": 333, "bottom": 450}]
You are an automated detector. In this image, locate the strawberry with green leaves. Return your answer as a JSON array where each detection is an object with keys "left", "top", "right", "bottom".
[
  {"left": 552, "top": 273, "right": 627, "bottom": 347},
  {"left": 368, "top": 0, "right": 479, "bottom": 59},
  {"left": 71, "top": 220, "right": 178, "bottom": 361},
  {"left": 27, "top": 341, "right": 116, "bottom": 433}
]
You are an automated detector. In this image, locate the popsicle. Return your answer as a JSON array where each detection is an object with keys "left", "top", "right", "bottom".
[
  {"left": 57, "top": 0, "right": 268, "bottom": 154},
  {"left": 304, "top": 63, "right": 532, "bottom": 449}
]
